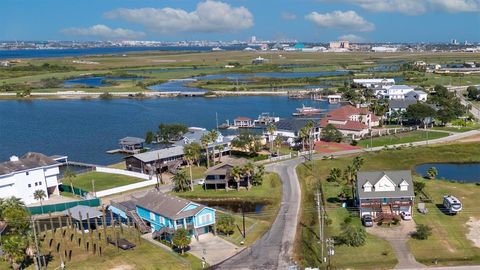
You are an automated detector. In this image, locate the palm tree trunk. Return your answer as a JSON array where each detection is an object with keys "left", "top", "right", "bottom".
[
  {"left": 205, "top": 146, "right": 210, "bottom": 168},
  {"left": 189, "top": 163, "right": 193, "bottom": 191}
]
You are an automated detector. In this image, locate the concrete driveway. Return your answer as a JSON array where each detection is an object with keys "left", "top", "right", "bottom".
[
  {"left": 367, "top": 220, "right": 425, "bottom": 269},
  {"left": 189, "top": 233, "right": 240, "bottom": 266}
]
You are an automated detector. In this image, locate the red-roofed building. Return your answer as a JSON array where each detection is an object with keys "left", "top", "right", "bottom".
[{"left": 320, "top": 105, "right": 380, "bottom": 139}]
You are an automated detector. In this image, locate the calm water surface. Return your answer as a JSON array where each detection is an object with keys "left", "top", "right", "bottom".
[
  {"left": 0, "top": 97, "right": 338, "bottom": 165},
  {"left": 415, "top": 163, "right": 480, "bottom": 183}
]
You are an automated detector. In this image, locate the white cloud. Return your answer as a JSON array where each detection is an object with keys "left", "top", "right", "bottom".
[
  {"left": 338, "top": 34, "right": 366, "bottom": 42},
  {"left": 104, "top": 0, "right": 254, "bottom": 34},
  {"left": 281, "top": 12, "right": 297, "bottom": 20},
  {"left": 320, "top": 0, "right": 480, "bottom": 15},
  {"left": 62, "top": 24, "right": 145, "bottom": 39},
  {"left": 305, "top": 10, "right": 375, "bottom": 32}
]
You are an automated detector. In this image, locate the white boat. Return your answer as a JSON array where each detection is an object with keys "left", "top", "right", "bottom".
[
  {"left": 212, "top": 47, "right": 223, "bottom": 51},
  {"left": 292, "top": 105, "right": 324, "bottom": 116}
]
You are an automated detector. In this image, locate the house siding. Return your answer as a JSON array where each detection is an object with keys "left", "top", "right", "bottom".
[
  {"left": 136, "top": 206, "right": 175, "bottom": 231},
  {"left": 195, "top": 207, "right": 216, "bottom": 228}
]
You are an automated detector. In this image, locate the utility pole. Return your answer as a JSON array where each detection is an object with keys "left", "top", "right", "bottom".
[
  {"left": 315, "top": 189, "right": 324, "bottom": 265},
  {"left": 31, "top": 218, "right": 42, "bottom": 270},
  {"left": 242, "top": 203, "right": 246, "bottom": 239},
  {"left": 326, "top": 238, "right": 335, "bottom": 269},
  {"left": 92, "top": 179, "right": 96, "bottom": 197}
]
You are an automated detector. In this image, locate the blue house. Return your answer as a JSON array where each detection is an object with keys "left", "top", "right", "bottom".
[{"left": 110, "top": 189, "right": 216, "bottom": 240}]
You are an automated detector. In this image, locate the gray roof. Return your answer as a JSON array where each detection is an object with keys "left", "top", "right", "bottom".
[
  {"left": 275, "top": 118, "right": 319, "bottom": 133},
  {"left": 205, "top": 157, "right": 248, "bottom": 176},
  {"left": 389, "top": 85, "right": 414, "bottom": 90},
  {"left": 0, "top": 152, "right": 60, "bottom": 175},
  {"left": 356, "top": 170, "right": 415, "bottom": 199},
  {"left": 174, "top": 129, "right": 231, "bottom": 148},
  {"left": 64, "top": 205, "right": 102, "bottom": 220},
  {"left": 388, "top": 99, "right": 417, "bottom": 109},
  {"left": 120, "top": 137, "right": 145, "bottom": 145},
  {"left": 129, "top": 189, "right": 212, "bottom": 220},
  {"left": 130, "top": 146, "right": 184, "bottom": 163}
]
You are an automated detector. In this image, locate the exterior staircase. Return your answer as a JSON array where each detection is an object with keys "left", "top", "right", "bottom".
[
  {"left": 130, "top": 210, "right": 150, "bottom": 234},
  {"left": 167, "top": 160, "right": 183, "bottom": 174}
]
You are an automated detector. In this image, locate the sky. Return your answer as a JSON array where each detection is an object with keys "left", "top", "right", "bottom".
[{"left": 1, "top": 0, "right": 480, "bottom": 43}]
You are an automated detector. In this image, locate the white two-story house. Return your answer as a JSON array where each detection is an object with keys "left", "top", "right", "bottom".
[{"left": 0, "top": 152, "right": 62, "bottom": 205}]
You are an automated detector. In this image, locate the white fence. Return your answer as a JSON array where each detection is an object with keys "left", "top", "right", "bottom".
[
  {"left": 297, "top": 150, "right": 315, "bottom": 157},
  {"left": 95, "top": 179, "right": 159, "bottom": 198},
  {"left": 94, "top": 167, "right": 159, "bottom": 197},
  {"left": 95, "top": 167, "right": 151, "bottom": 180}
]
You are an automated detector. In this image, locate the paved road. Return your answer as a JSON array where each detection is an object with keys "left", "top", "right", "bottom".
[
  {"left": 214, "top": 129, "right": 480, "bottom": 269},
  {"left": 448, "top": 85, "right": 480, "bottom": 118},
  {"left": 214, "top": 158, "right": 303, "bottom": 269}
]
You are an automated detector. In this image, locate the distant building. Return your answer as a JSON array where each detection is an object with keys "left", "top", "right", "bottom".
[
  {"left": 320, "top": 105, "right": 380, "bottom": 139},
  {"left": 356, "top": 170, "right": 415, "bottom": 218},
  {"left": 271, "top": 118, "right": 321, "bottom": 146},
  {"left": 119, "top": 137, "right": 145, "bottom": 154},
  {"left": 252, "top": 56, "right": 268, "bottom": 65},
  {"left": 375, "top": 85, "right": 427, "bottom": 101},
  {"left": 0, "top": 152, "right": 62, "bottom": 205},
  {"left": 329, "top": 41, "right": 350, "bottom": 49},
  {"left": 353, "top": 78, "right": 395, "bottom": 89},
  {"left": 203, "top": 157, "right": 248, "bottom": 190},
  {"left": 233, "top": 117, "right": 254, "bottom": 127},
  {"left": 371, "top": 46, "right": 398, "bottom": 53},
  {"left": 0, "top": 61, "right": 10, "bottom": 67}
]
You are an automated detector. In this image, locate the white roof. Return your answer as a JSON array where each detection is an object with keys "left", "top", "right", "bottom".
[
  {"left": 131, "top": 146, "right": 184, "bottom": 163},
  {"left": 388, "top": 85, "right": 414, "bottom": 90},
  {"left": 353, "top": 78, "right": 395, "bottom": 84}
]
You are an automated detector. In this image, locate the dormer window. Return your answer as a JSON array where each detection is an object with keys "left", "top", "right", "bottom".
[
  {"left": 399, "top": 180, "right": 409, "bottom": 191},
  {"left": 363, "top": 181, "right": 372, "bottom": 192}
]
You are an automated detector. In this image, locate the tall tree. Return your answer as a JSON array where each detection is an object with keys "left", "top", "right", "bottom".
[
  {"left": 33, "top": 190, "right": 46, "bottom": 207},
  {"left": 252, "top": 164, "right": 265, "bottom": 186},
  {"left": 208, "top": 129, "right": 219, "bottom": 166},
  {"left": 172, "top": 170, "right": 190, "bottom": 193},
  {"left": 172, "top": 228, "right": 191, "bottom": 255},
  {"left": 405, "top": 103, "right": 436, "bottom": 126},
  {"left": 200, "top": 134, "right": 212, "bottom": 168},
  {"left": 157, "top": 123, "right": 188, "bottom": 142},
  {"left": 326, "top": 168, "right": 342, "bottom": 183},
  {"left": 183, "top": 144, "right": 201, "bottom": 191},
  {"left": 214, "top": 144, "right": 225, "bottom": 163},
  {"left": 352, "top": 156, "right": 364, "bottom": 172},
  {"left": 321, "top": 124, "right": 343, "bottom": 143},
  {"left": 145, "top": 131, "right": 155, "bottom": 144},
  {"left": 243, "top": 162, "right": 255, "bottom": 190},
  {"left": 230, "top": 166, "right": 244, "bottom": 191},
  {"left": 266, "top": 123, "right": 277, "bottom": 152},
  {"left": 63, "top": 167, "right": 77, "bottom": 195}
]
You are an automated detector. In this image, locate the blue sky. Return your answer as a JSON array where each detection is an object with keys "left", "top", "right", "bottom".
[{"left": 1, "top": 0, "right": 479, "bottom": 42}]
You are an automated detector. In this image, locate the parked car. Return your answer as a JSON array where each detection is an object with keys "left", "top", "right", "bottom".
[
  {"left": 400, "top": 211, "right": 412, "bottom": 220},
  {"left": 362, "top": 214, "right": 373, "bottom": 227},
  {"left": 196, "top": 179, "right": 205, "bottom": 185}
]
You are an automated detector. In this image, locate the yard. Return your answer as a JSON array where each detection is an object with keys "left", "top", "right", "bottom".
[
  {"left": 176, "top": 173, "right": 282, "bottom": 247},
  {"left": 357, "top": 130, "right": 449, "bottom": 148},
  {"left": 296, "top": 142, "right": 480, "bottom": 269},
  {"left": 68, "top": 172, "right": 145, "bottom": 192},
  {"left": 30, "top": 227, "right": 203, "bottom": 270},
  {"left": 408, "top": 178, "right": 480, "bottom": 266}
]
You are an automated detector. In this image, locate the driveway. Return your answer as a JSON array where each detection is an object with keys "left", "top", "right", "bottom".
[
  {"left": 189, "top": 233, "right": 240, "bottom": 266},
  {"left": 367, "top": 220, "right": 425, "bottom": 269}
]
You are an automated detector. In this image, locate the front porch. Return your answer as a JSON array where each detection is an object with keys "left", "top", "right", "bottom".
[{"left": 360, "top": 198, "right": 413, "bottom": 218}]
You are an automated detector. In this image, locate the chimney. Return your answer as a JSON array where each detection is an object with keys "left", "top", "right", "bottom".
[{"left": 10, "top": 155, "right": 19, "bottom": 162}]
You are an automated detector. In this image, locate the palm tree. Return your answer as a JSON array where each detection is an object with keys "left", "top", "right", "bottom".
[
  {"left": 214, "top": 144, "right": 225, "bottom": 163},
  {"left": 243, "top": 162, "right": 255, "bottom": 190},
  {"left": 273, "top": 136, "right": 283, "bottom": 155},
  {"left": 209, "top": 129, "right": 219, "bottom": 166},
  {"left": 343, "top": 165, "right": 357, "bottom": 201},
  {"left": 299, "top": 125, "right": 310, "bottom": 151},
  {"left": 230, "top": 166, "right": 243, "bottom": 191},
  {"left": 33, "top": 190, "right": 46, "bottom": 207},
  {"left": 352, "top": 156, "right": 364, "bottom": 172},
  {"left": 427, "top": 167, "right": 438, "bottom": 179},
  {"left": 173, "top": 170, "right": 190, "bottom": 192},
  {"left": 183, "top": 145, "right": 200, "bottom": 191},
  {"left": 200, "top": 134, "right": 212, "bottom": 168},
  {"left": 63, "top": 167, "right": 77, "bottom": 195},
  {"left": 266, "top": 123, "right": 277, "bottom": 152},
  {"left": 327, "top": 167, "right": 342, "bottom": 183}
]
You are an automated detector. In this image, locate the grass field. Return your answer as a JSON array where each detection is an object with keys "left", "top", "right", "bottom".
[
  {"left": 296, "top": 142, "right": 480, "bottom": 269},
  {"left": 30, "top": 227, "right": 202, "bottom": 270},
  {"left": 357, "top": 130, "right": 449, "bottom": 148},
  {"left": 408, "top": 178, "right": 480, "bottom": 266},
  {"left": 69, "top": 172, "right": 145, "bottom": 192},
  {"left": 179, "top": 165, "right": 207, "bottom": 181}
]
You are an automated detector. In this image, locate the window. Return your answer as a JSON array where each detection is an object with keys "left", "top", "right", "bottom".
[
  {"left": 159, "top": 216, "right": 165, "bottom": 224},
  {"left": 26, "top": 172, "right": 29, "bottom": 176},
  {"left": 35, "top": 182, "right": 38, "bottom": 186},
  {"left": 149, "top": 212, "right": 155, "bottom": 221},
  {"left": 199, "top": 213, "right": 212, "bottom": 224},
  {"left": 28, "top": 184, "right": 31, "bottom": 188},
  {"left": 39, "top": 181, "right": 42, "bottom": 185}
]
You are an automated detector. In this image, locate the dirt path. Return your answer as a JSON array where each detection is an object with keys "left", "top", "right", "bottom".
[
  {"left": 367, "top": 220, "right": 425, "bottom": 269},
  {"left": 466, "top": 217, "right": 480, "bottom": 248}
]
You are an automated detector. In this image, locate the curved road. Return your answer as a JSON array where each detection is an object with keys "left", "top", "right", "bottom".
[{"left": 214, "top": 129, "right": 480, "bottom": 270}]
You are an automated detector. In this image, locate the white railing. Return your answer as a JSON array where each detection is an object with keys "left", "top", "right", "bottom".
[
  {"left": 95, "top": 179, "right": 159, "bottom": 198},
  {"left": 297, "top": 150, "right": 315, "bottom": 157},
  {"left": 95, "top": 167, "right": 151, "bottom": 180}
]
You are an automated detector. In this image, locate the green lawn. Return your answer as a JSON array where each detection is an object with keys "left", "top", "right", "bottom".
[
  {"left": 180, "top": 165, "right": 207, "bottom": 180},
  {"left": 216, "top": 211, "right": 271, "bottom": 247},
  {"left": 176, "top": 173, "right": 282, "bottom": 202},
  {"left": 430, "top": 124, "right": 480, "bottom": 133},
  {"left": 357, "top": 130, "right": 449, "bottom": 148},
  {"left": 68, "top": 172, "right": 145, "bottom": 192},
  {"left": 30, "top": 227, "right": 203, "bottom": 270},
  {"left": 296, "top": 142, "right": 480, "bottom": 269},
  {"left": 408, "top": 178, "right": 480, "bottom": 266}
]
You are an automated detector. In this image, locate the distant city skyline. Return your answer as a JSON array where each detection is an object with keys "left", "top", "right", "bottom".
[{"left": 1, "top": 0, "right": 480, "bottom": 43}]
